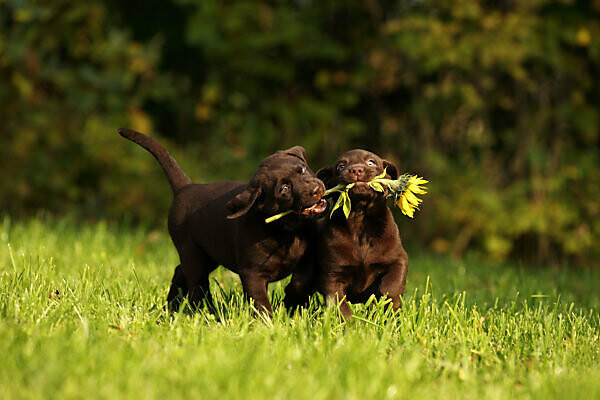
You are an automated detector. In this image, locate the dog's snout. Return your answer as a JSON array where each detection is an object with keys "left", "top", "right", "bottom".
[
  {"left": 349, "top": 165, "right": 365, "bottom": 178},
  {"left": 311, "top": 183, "right": 324, "bottom": 198}
]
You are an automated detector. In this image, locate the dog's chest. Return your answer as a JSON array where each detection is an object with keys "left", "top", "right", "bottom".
[
  {"left": 323, "top": 219, "right": 401, "bottom": 290},
  {"left": 350, "top": 233, "right": 390, "bottom": 268},
  {"left": 330, "top": 232, "right": 399, "bottom": 293}
]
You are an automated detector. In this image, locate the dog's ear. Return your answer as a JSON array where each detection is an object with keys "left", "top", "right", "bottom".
[
  {"left": 316, "top": 166, "right": 336, "bottom": 188},
  {"left": 226, "top": 185, "right": 262, "bottom": 219},
  {"left": 284, "top": 146, "right": 308, "bottom": 163},
  {"left": 382, "top": 160, "right": 399, "bottom": 180}
]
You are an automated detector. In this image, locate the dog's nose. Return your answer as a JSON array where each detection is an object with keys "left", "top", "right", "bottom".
[
  {"left": 311, "top": 184, "right": 324, "bottom": 198},
  {"left": 349, "top": 165, "right": 365, "bottom": 178}
]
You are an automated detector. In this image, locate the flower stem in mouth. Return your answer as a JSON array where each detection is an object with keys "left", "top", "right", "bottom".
[
  {"left": 324, "top": 184, "right": 347, "bottom": 196},
  {"left": 264, "top": 210, "right": 293, "bottom": 224},
  {"left": 263, "top": 170, "right": 428, "bottom": 223},
  {"left": 324, "top": 183, "right": 354, "bottom": 219},
  {"left": 323, "top": 169, "right": 428, "bottom": 219}
]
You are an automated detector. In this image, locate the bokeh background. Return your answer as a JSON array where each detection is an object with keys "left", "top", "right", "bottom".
[{"left": 1, "top": 0, "right": 599, "bottom": 266}]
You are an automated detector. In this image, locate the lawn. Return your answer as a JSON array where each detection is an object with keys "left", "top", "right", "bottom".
[{"left": 1, "top": 217, "right": 599, "bottom": 399}]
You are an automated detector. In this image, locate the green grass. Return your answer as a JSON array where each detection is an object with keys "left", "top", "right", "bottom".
[{"left": 1, "top": 217, "right": 599, "bottom": 400}]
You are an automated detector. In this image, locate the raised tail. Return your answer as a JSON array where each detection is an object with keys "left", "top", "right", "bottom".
[{"left": 117, "top": 128, "right": 192, "bottom": 193}]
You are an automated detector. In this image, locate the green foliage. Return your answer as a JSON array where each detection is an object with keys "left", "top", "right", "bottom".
[
  {"left": 1, "top": 218, "right": 599, "bottom": 399},
  {"left": 1, "top": 1, "right": 600, "bottom": 264},
  {"left": 380, "top": 1, "right": 600, "bottom": 264},
  {"left": 327, "top": 183, "right": 355, "bottom": 219},
  {"left": 0, "top": 0, "right": 178, "bottom": 220}
]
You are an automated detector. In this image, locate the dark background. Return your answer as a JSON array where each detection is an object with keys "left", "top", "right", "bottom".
[{"left": 1, "top": 0, "right": 599, "bottom": 266}]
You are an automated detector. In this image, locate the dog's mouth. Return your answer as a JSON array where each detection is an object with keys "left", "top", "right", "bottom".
[
  {"left": 298, "top": 198, "right": 328, "bottom": 215},
  {"left": 348, "top": 181, "right": 377, "bottom": 195}
]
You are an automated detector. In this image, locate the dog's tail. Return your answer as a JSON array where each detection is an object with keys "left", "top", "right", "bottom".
[{"left": 117, "top": 128, "right": 192, "bottom": 193}]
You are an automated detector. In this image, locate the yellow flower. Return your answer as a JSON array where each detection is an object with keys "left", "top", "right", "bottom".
[
  {"left": 388, "top": 175, "right": 428, "bottom": 218},
  {"left": 313, "top": 169, "right": 428, "bottom": 220},
  {"left": 402, "top": 190, "right": 422, "bottom": 206},
  {"left": 407, "top": 177, "right": 428, "bottom": 194},
  {"left": 398, "top": 195, "right": 415, "bottom": 218}
]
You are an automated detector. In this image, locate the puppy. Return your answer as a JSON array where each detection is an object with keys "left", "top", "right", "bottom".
[
  {"left": 286, "top": 149, "right": 408, "bottom": 320},
  {"left": 118, "top": 129, "right": 327, "bottom": 314}
]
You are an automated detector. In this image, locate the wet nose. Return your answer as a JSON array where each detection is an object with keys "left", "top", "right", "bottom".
[
  {"left": 349, "top": 165, "right": 365, "bottom": 178},
  {"left": 311, "top": 183, "right": 324, "bottom": 198}
]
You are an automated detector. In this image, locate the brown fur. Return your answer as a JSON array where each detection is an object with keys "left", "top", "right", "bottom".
[
  {"left": 117, "top": 128, "right": 325, "bottom": 314},
  {"left": 285, "top": 149, "right": 408, "bottom": 320}
]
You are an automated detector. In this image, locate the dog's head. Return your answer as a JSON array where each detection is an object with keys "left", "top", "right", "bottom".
[
  {"left": 317, "top": 149, "right": 399, "bottom": 200},
  {"left": 226, "top": 146, "right": 327, "bottom": 220}
]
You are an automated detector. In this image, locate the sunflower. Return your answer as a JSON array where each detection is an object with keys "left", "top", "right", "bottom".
[
  {"left": 265, "top": 169, "right": 428, "bottom": 223},
  {"left": 369, "top": 170, "right": 428, "bottom": 218}
]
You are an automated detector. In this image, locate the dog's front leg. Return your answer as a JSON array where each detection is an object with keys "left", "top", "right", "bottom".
[
  {"left": 284, "top": 272, "right": 316, "bottom": 312},
  {"left": 283, "top": 252, "right": 317, "bottom": 312},
  {"left": 241, "top": 274, "right": 273, "bottom": 316},
  {"left": 377, "top": 255, "right": 408, "bottom": 312},
  {"left": 321, "top": 278, "right": 352, "bottom": 321}
]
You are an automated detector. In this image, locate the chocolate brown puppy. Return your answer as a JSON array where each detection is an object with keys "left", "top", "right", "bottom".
[
  {"left": 117, "top": 128, "right": 326, "bottom": 314},
  {"left": 286, "top": 149, "right": 408, "bottom": 320}
]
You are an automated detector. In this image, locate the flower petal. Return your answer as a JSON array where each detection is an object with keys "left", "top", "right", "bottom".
[{"left": 403, "top": 190, "right": 422, "bottom": 206}]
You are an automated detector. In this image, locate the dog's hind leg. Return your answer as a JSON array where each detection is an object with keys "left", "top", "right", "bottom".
[
  {"left": 178, "top": 243, "right": 217, "bottom": 311},
  {"left": 166, "top": 264, "right": 188, "bottom": 312}
]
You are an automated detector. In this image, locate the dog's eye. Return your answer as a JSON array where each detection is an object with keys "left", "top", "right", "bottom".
[
  {"left": 367, "top": 160, "right": 376, "bottom": 167},
  {"left": 280, "top": 184, "right": 291, "bottom": 193},
  {"left": 337, "top": 163, "right": 346, "bottom": 171},
  {"left": 297, "top": 166, "right": 306, "bottom": 174}
]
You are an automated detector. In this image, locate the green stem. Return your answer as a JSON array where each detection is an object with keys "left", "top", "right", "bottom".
[
  {"left": 264, "top": 210, "right": 294, "bottom": 224},
  {"left": 323, "top": 184, "right": 346, "bottom": 196}
]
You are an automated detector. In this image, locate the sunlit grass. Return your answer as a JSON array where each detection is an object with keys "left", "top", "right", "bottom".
[{"left": 1, "top": 217, "right": 599, "bottom": 399}]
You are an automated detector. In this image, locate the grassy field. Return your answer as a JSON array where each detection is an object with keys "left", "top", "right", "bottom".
[{"left": 1, "top": 217, "right": 599, "bottom": 399}]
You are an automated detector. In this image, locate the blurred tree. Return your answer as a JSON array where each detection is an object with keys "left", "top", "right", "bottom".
[
  {"left": 1, "top": 0, "right": 599, "bottom": 265},
  {"left": 369, "top": 0, "right": 600, "bottom": 264},
  {"left": 0, "top": 0, "right": 178, "bottom": 220}
]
